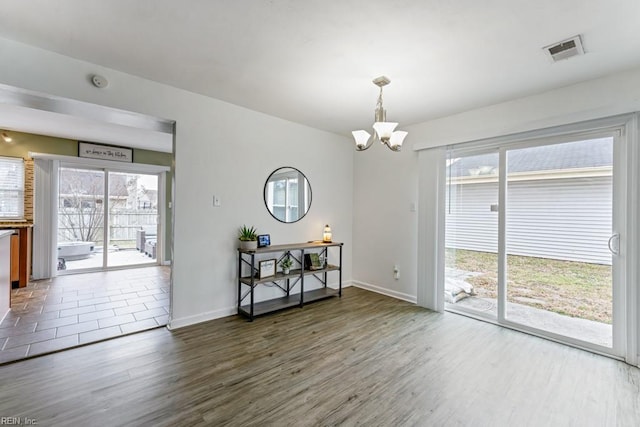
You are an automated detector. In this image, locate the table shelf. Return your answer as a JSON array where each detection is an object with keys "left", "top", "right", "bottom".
[
  {"left": 238, "top": 288, "right": 338, "bottom": 317},
  {"left": 237, "top": 242, "right": 343, "bottom": 320},
  {"left": 239, "top": 264, "right": 341, "bottom": 286}
]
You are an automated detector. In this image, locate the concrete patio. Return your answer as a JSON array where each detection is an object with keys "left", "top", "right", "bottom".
[
  {"left": 446, "top": 268, "right": 612, "bottom": 348},
  {"left": 62, "top": 247, "right": 157, "bottom": 271}
]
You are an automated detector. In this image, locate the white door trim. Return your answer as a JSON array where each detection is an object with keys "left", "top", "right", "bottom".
[
  {"left": 426, "top": 112, "right": 639, "bottom": 365},
  {"left": 33, "top": 154, "right": 169, "bottom": 276}
]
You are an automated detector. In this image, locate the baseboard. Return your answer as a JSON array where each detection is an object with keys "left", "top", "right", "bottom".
[
  {"left": 352, "top": 280, "right": 417, "bottom": 304},
  {"left": 327, "top": 280, "right": 353, "bottom": 290},
  {"left": 167, "top": 306, "right": 236, "bottom": 330}
]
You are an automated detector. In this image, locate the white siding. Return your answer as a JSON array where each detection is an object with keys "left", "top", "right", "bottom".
[
  {"left": 446, "top": 182, "right": 499, "bottom": 253},
  {"left": 446, "top": 176, "right": 612, "bottom": 265}
]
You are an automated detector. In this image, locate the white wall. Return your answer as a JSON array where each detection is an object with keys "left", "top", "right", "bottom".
[
  {"left": 412, "top": 67, "right": 640, "bottom": 150},
  {"left": 353, "top": 66, "right": 640, "bottom": 365},
  {"left": 0, "top": 37, "right": 353, "bottom": 327},
  {"left": 353, "top": 66, "right": 640, "bottom": 301},
  {"left": 352, "top": 141, "right": 419, "bottom": 302}
]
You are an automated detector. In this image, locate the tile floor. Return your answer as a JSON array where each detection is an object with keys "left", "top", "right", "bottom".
[{"left": 0, "top": 266, "right": 170, "bottom": 364}]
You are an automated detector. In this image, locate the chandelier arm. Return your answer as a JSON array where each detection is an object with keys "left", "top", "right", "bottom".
[
  {"left": 356, "top": 140, "right": 375, "bottom": 151},
  {"left": 383, "top": 140, "right": 402, "bottom": 152}
]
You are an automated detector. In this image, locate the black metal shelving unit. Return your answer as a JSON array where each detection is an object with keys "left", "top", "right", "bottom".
[{"left": 237, "top": 242, "right": 343, "bottom": 320}]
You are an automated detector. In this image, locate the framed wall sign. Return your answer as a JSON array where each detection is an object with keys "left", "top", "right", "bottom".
[
  {"left": 79, "top": 142, "right": 133, "bottom": 163},
  {"left": 258, "top": 259, "right": 276, "bottom": 279}
]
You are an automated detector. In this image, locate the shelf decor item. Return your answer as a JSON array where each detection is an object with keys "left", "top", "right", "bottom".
[
  {"left": 258, "top": 259, "right": 276, "bottom": 279},
  {"left": 304, "top": 253, "right": 323, "bottom": 270},
  {"left": 279, "top": 256, "right": 293, "bottom": 274},
  {"left": 258, "top": 234, "right": 271, "bottom": 248},
  {"left": 323, "top": 224, "right": 332, "bottom": 243},
  {"left": 238, "top": 225, "right": 258, "bottom": 250}
]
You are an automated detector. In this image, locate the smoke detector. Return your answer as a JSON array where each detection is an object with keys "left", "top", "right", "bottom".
[{"left": 543, "top": 35, "right": 585, "bottom": 62}]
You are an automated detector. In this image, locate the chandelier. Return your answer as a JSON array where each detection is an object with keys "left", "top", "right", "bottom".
[{"left": 352, "top": 76, "right": 407, "bottom": 152}]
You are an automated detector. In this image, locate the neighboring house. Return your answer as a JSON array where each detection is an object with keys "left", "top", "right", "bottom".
[{"left": 446, "top": 138, "right": 613, "bottom": 265}]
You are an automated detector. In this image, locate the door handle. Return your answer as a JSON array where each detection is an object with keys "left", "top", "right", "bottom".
[{"left": 608, "top": 233, "right": 620, "bottom": 255}]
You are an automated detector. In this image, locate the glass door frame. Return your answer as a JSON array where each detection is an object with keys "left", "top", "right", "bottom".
[
  {"left": 444, "top": 146, "right": 500, "bottom": 322},
  {"left": 441, "top": 121, "right": 632, "bottom": 360},
  {"left": 495, "top": 130, "right": 626, "bottom": 358},
  {"left": 52, "top": 162, "right": 165, "bottom": 276},
  {"left": 57, "top": 164, "right": 107, "bottom": 272},
  {"left": 105, "top": 170, "right": 161, "bottom": 269},
  {"left": 54, "top": 157, "right": 168, "bottom": 275}
]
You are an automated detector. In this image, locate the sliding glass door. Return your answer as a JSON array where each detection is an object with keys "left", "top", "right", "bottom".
[
  {"left": 503, "top": 138, "right": 615, "bottom": 348},
  {"left": 445, "top": 133, "right": 624, "bottom": 355},
  {"left": 57, "top": 166, "right": 160, "bottom": 272},
  {"left": 57, "top": 167, "right": 105, "bottom": 271},
  {"left": 445, "top": 151, "right": 499, "bottom": 318},
  {"left": 107, "top": 171, "right": 159, "bottom": 268}
]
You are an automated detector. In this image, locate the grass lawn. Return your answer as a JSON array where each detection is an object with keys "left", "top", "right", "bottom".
[{"left": 446, "top": 249, "right": 612, "bottom": 324}]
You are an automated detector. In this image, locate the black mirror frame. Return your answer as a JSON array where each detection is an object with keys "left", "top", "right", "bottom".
[{"left": 263, "top": 166, "right": 312, "bottom": 223}]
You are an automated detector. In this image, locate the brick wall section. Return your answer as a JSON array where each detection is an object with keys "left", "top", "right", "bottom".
[
  {"left": 0, "top": 158, "right": 34, "bottom": 227},
  {"left": 24, "top": 159, "right": 34, "bottom": 222}
]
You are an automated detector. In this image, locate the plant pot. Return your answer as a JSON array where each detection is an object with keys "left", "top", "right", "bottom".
[
  {"left": 283, "top": 267, "right": 290, "bottom": 275},
  {"left": 239, "top": 240, "right": 258, "bottom": 251}
]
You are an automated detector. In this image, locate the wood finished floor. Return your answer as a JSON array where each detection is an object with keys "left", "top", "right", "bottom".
[{"left": 0, "top": 287, "right": 638, "bottom": 426}]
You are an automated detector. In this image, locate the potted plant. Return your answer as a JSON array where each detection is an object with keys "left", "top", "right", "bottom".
[
  {"left": 279, "top": 256, "right": 293, "bottom": 274},
  {"left": 238, "top": 225, "right": 258, "bottom": 250}
]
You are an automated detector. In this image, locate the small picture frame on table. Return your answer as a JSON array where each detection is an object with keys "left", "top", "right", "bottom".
[
  {"left": 258, "top": 259, "right": 276, "bottom": 279},
  {"left": 258, "top": 234, "right": 271, "bottom": 248},
  {"left": 304, "top": 253, "right": 323, "bottom": 270}
]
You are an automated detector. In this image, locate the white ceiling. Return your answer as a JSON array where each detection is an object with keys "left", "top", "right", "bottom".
[{"left": 1, "top": 0, "right": 640, "bottom": 145}]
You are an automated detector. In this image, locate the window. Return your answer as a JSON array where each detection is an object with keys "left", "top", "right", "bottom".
[
  {"left": 0, "top": 156, "right": 25, "bottom": 220},
  {"left": 265, "top": 171, "right": 302, "bottom": 222}
]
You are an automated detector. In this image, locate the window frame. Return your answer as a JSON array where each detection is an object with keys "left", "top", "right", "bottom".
[{"left": 0, "top": 155, "right": 25, "bottom": 221}]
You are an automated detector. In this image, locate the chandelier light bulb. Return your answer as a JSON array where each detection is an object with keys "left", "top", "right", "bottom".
[
  {"left": 373, "top": 122, "right": 398, "bottom": 142},
  {"left": 388, "top": 131, "right": 408, "bottom": 151},
  {"left": 352, "top": 130, "right": 371, "bottom": 150}
]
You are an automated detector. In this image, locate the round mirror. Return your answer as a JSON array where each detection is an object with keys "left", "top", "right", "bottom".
[{"left": 264, "top": 167, "right": 312, "bottom": 223}]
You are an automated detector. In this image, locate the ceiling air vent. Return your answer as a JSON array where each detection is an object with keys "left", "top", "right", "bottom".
[{"left": 543, "top": 35, "right": 584, "bottom": 62}]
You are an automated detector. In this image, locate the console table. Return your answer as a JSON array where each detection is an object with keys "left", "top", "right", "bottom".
[{"left": 237, "top": 242, "right": 343, "bottom": 320}]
